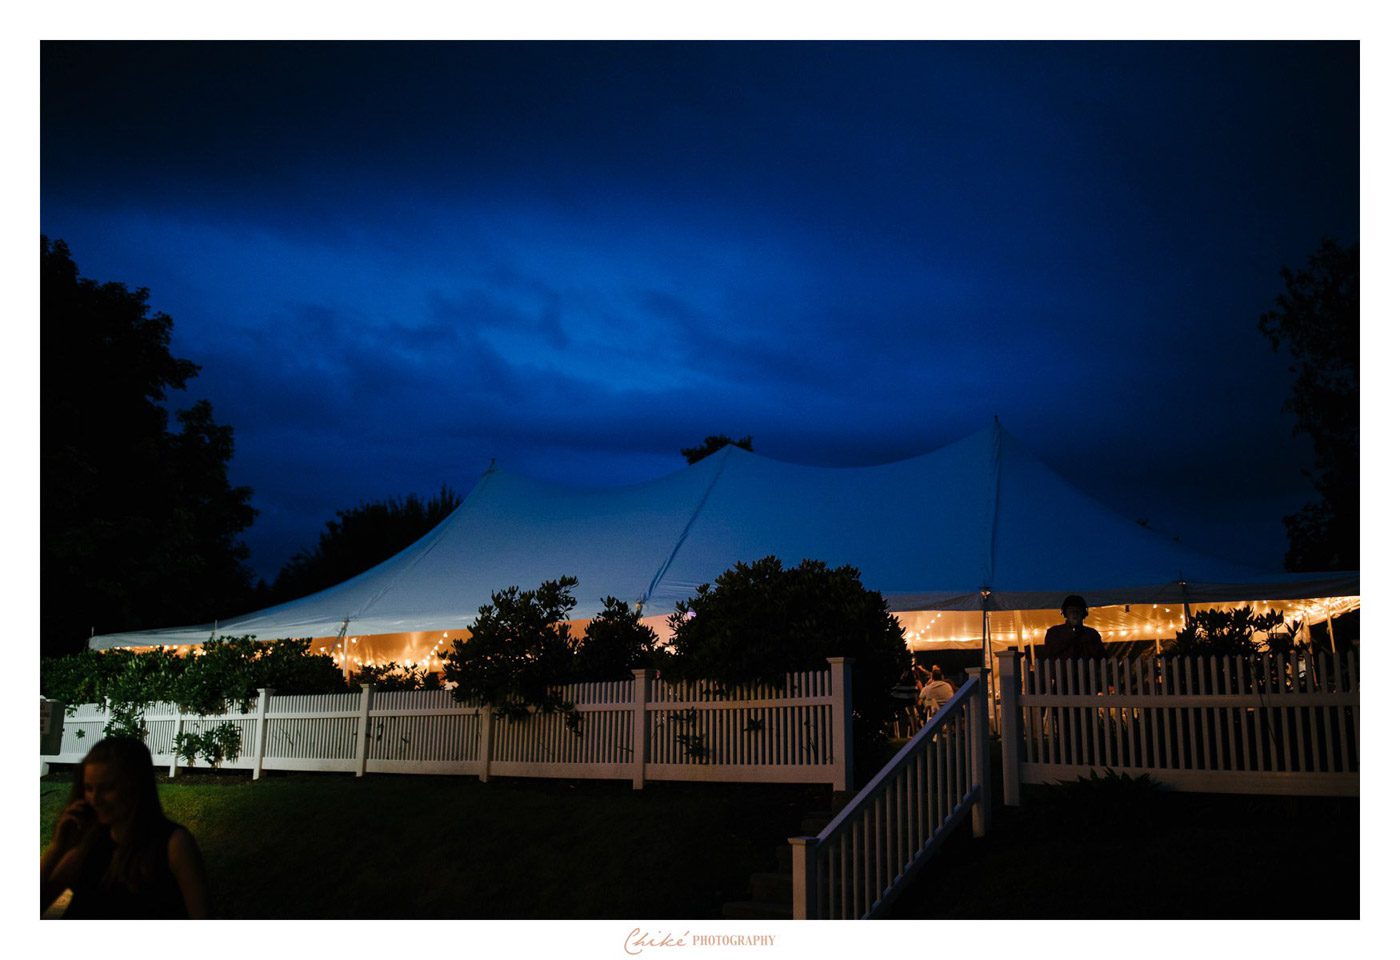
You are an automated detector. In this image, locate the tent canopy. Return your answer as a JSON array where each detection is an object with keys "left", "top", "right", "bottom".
[{"left": 90, "top": 422, "right": 1358, "bottom": 651}]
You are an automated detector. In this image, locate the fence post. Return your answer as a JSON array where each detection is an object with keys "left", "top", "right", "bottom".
[
  {"left": 478, "top": 705, "right": 495, "bottom": 782},
  {"left": 828, "top": 657, "right": 854, "bottom": 793},
  {"left": 631, "top": 668, "right": 653, "bottom": 790},
  {"left": 789, "top": 836, "right": 818, "bottom": 919},
  {"left": 354, "top": 684, "right": 372, "bottom": 777},
  {"left": 997, "top": 650, "right": 1022, "bottom": 807},
  {"left": 968, "top": 668, "right": 989, "bottom": 837},
  {"left": 169, "top": 708, "right": 183, "bottom": 779},
  {"left": 252, "top": 687, "right": 272, "bottom": 780}
]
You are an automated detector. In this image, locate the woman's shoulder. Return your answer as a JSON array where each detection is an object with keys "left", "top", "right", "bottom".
[{"left": 165, "top": 823, "right": 198, "bottom": 853}]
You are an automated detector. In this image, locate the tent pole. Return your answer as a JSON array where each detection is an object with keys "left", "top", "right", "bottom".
[
  {"left": 1014, "top": 609, "right": 1033, "bottom": 669},
  {"left": 336, "top": 617, "right": 351, "bottom": 683},
  {"left": 981, "top": 589, "right": 995, "bottom": 732}
]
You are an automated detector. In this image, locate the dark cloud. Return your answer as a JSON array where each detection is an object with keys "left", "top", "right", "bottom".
[{"left": 41, "top": 41, "right": 1357, "bottom": 579}]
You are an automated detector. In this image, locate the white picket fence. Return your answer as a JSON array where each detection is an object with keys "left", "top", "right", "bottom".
[
  {"left": 997, "top": 649, "right": 1359, "bottom": 800},
  {"left": 42, "top": 658, "right": 854, "bottom": 791},
  {"left": 789, "top": 670, "right": 988, "bottom": 919}
]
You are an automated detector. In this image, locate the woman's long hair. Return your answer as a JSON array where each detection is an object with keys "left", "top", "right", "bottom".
[{"left": 71, "top": 736, "right": 171, "bottom": 888}]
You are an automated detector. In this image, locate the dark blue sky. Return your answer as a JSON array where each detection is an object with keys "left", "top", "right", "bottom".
[{"left": 41, "top": 41, "right": 1359, "bottom": 582}]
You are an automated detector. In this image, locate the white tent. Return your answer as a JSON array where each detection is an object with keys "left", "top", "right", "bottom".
[{"left": 91, "top": 423, "right": 1358, "bottom": 663}]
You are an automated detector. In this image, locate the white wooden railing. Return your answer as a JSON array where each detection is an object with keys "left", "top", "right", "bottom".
[
  {"left": 998, "top": 649, "right": 1359, "bottom": 800},
  {"left": 789, "top": 670, "right": 987, "bottom": 919},
  {"left": 42, "top": 658, "right": 854, "bottom": 792}
]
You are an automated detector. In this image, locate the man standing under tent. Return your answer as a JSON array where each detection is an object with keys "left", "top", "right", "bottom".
[{"left": 1042, "top": 595, "right": 1107, "bottom": 660}]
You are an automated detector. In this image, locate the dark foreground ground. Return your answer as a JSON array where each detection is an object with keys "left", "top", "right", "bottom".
[
  {"left": 41, "top": 769, "right": 829, "bottom": 919},
  {"left": 890, "top": 781, "right": 1359, "bottom": 919},
  {"left": 41, "top": 765, "right": 1357, "bottom": 919}
]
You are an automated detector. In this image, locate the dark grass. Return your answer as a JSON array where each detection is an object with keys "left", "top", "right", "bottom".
[
  {"left": 888, "top": 776, "right": 1359, "bottom": 919},
  {"left": 41, "top": 769, "right": 829, "bottom": 919},
  {"left": 42, "top": 750, "right": 1359, "bottom": 920}
]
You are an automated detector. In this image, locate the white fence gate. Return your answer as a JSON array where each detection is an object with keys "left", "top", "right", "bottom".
[
  {"left": 42, "top": 658, "right": 854, "bottom": 792},
  {"left": 997, "top": 649, "right": 1359, "bottom": 801}
]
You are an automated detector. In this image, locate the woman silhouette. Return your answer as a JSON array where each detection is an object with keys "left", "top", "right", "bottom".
[{"left": 41, "top": 736, "right": 209, "bottom": 919}]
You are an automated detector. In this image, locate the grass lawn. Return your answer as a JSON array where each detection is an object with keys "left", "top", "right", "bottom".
[
  {"left": 888, "top": 780, "right": 1359, "bottom": 919},
  {"left": 41, "top": 759, "right": 1360, "bottom": 920},
  {"left": 41, "top": 769, "right": 829, "bottom": 919}
]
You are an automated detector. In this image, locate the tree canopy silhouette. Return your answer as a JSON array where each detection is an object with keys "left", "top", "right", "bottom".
[
  {"left": 42, "top": 237, "right": 256, "bottom": 655},
  {"left": 265, "top": 486, "right": 462, "bottom": 605},
  {"left": 1259, "top": 237, "right": 1358, "bottom": 571},
  {"left": 681, "top": 434, "right": 753, "bottom": 464}
]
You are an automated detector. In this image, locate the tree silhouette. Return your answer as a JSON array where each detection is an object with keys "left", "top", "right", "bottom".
[
  {"left": 681, "top": 434, "right": 753, "bottom": 464},
  {"left": 1258, "top": 238, "right": 1359, "bottom": 571},
  {"left": 265, "top": 486, "right": 462, "bottom": 604},
  {"left": 42, "top": 237, "right": 256, "bottom": 655}
]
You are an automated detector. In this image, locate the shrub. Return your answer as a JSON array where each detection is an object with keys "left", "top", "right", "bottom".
[
  {"left": 245, "top": 637, "right": 346, "bottom": 697},
  {"left": 173, "top": 721, "right": 243, "bottom": 769},
  {"left": 167, "top": 636, "right": 345, "bottom": 713},
  {"left": 575, "top": 596, "right": 661, "bottom": 680},
  {"left": 173, "top": 637, "right": 263, "bottom": 714},
  {"left": 441, "top": 577, "right": 580, "bottom": 719},
  {"left": 1165, "top": 607, "right": 1288, "bottom": 658},
  {"left": 1032, "top": 769, "right": 1167, "bottom": 834},
  {"left": 103, "top": 703, "right": 149, "bottom": 740},
  {"left": 663, "top": 556, "right": 910, "bottom": 767},
  {"left": 39, "top": 637, "right": 346, "bottom": 731},
  {"left": 42, "top": 649, "right": 142, "bottom": 710},
  {"left": 350, "top": 662, "right": 444, "bottom": 691}
]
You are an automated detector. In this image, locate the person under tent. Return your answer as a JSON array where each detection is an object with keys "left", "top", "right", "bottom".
[
  {"left": 917, "top": 665, "right": 956, "bottom": 716},
  {"left": 1042, "top": 594, "right": 1107, "bottom": 660}
]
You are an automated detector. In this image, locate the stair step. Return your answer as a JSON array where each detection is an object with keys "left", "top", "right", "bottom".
[
  {"left": 749, "top": 871, "right": 792, "bottom": 903},
  {"left": 721, "top": 899, "right": 791, "bottom": 920}
]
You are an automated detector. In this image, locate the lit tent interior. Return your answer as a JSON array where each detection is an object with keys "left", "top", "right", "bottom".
[{"left": 90, "top": 422, "right": 1359, "bottom": 671}]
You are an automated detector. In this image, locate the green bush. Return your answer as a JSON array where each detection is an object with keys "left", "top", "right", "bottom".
[
  {"left": 1165, "top": 607, "right": 1289, "bottom": 658},
  {"left": 173, "top": 721, "right": 243, "bottom": 769},
  {"left": 1034, "top": 769, "right": 1167, "bottom": 834},
  {"left": 171, "top": 637, "right": 345, "bottom": 713},
  {"left": 42, "top": 648, "right": 179, "bottom": 713},
  {"left": 442, "top": 577, "right": 580, "bottom": 719},
  {"left": 662, "top": 556, "right": 910, "bottom": 767},
  {"left": 350, "top": 662, "right": 444, "bottom": 691},
  {"left": 40, "top": 637, "right": 347, "bottom": 733},
  {"left": 440, "top": 579, "right": 664, "bottom": 725},
  {"left": 575, "top": 596, "right": 661, "bottom": 680},
  {"left": 247, "top": 637, "right": 347, "bottom": 696}
]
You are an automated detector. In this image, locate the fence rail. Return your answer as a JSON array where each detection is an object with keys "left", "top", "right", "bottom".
[
  {"left": 790, "top": 670, "right": 987, "bottom": 919},
  {"left": 998, "top": 649, "right": 1359, "bottom": 801},
  {"left": 42, "top": 658, "right": 854, "bottom": 791}
]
